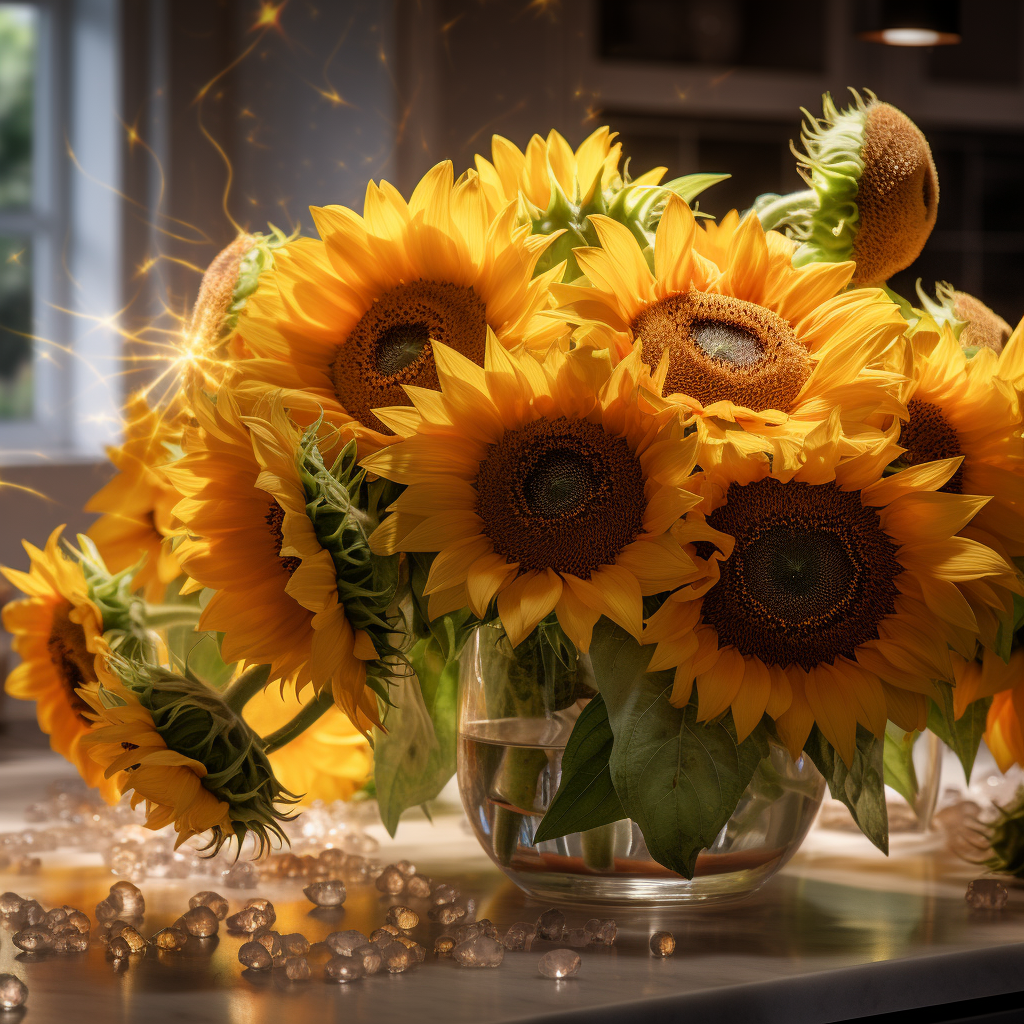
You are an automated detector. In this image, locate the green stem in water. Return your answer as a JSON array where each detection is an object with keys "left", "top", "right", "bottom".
[
  {"left": 222, "top": 664, "right": 271, "bottom": 715},
  {"left": 580, "top": 823, "right": 618, "bottom": 872},
  {"left": 490, "top": 745, "right": 549, "bottom": 866},
  {"left": 142, "top": 605, "right": 202, "bottom": 630},
  {"left": 755, "top": 189, "right": 816, "bottom": 231},
  {"left": 261, "top": 688, "right": 335, "bottom": 754}
]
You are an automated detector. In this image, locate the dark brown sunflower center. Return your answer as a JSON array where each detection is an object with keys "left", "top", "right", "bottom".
[
  {"left": 265, "top": 501, "right": 302, "bottom": 576},
  {"left": 631, "top": 292, "right": 811, "bottom": 414},
  {"left": 330, "top": 280, "right": 488, "bottom": 435},
  {"left": 700, "top": 477, "right": 903, "bottom": 670},
  {"left": 898, "top": 399, "right": 963, "bottom": 494},
  {"left": 46, "top": 603, "right": 98, "bottom": 723},
  {"left": 475, "top": 417, "right": 647, "bottom": 579}
]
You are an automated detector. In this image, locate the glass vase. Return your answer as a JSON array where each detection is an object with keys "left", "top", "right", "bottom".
[{"left": 457, "top": 624, "right": 826, "bottom": 906}]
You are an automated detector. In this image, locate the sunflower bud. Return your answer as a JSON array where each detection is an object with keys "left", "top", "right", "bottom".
[
  {"left": 758, "top": 90, "right": 938, "bottom": 286},
  {"left": 475, "top": 127, "right": 724, "bottom": 281},
  {"left": 84, "top": 662, "right": 295, "bottom": 855},
  {"left": 983, "top": 786, "right": 1024, "bottom": 879},
  {"left": 916, "top": 280, "right": 1013, "bottom": 355}
]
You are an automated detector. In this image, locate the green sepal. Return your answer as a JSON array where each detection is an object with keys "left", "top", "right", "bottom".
[
  {"left": 803, "top": 724, "right": 888, "bottom": 854},
  {"left": 224, "top": 224, "right": 296, "bottom": 330},
  {"left": 372, "top": 636, "right": 459, "bottom": 837},
  {"left": 588, "top": 620, "right": 769, "bottom": 878},
  {"left": 984, "top": 786, "right": 1024, "bottom": 878},
  {"left": 882, "top": 723, "right": 919, "bottom": 809},
  {"left": 533, "top": 694, "right": 625, "bottom": 844},
  {"left": 927, "top": 682, "right": 991, "bottom": 783}
]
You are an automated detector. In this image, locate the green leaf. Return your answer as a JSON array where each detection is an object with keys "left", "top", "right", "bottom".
[
  {"left": 589, "top": 620, "right": 769, "bottom": 878},
  {"left": 993, "top": 592, "right": 1024, "bottom": 663},
  {"left": 803, "top": 725, "right": 888, "bottom": 854},
  {"left": 882, "top": 724, "right": 919, "bottom": 809},
  {"left": 372, "top": 637, "right": 459, "bottom": 836},
  {"left": 163, "top": 577, "right": 236, "bottom": 690},
  {"left": 927, "top": 681, "right": 991, "bottom": 783},
  {"left": 662, "top": 172, "right": 731, "bottom": 204},
  {"left": 533, "top": 694, "right": 624, "bottom": 844}
]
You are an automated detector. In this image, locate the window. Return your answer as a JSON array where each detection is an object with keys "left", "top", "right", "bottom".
[{"left": 0, "top": 0, "right": 121, "bottom": 462}]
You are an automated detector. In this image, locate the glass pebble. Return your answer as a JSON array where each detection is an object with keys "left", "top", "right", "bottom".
[
  {"left": 0, "top": 894, "right": 23, "bottom": 916},
  {"left": 325, "top": 957, "right": 365, "bottom": 983},
  {"left": 189, "top": 891, "right": 229, "bottom": 920},
  {"left": 386, "top": 905, "right": 419, "bottom": 930},
  {"left": 395, "top": 859, "right": 416, "bottom": 877},
  {"left": 405, "top": 875, "right": 432, "bottom": 899},
  {"left": 303, "top": 880, "right": 346, "bottom": 907},
  {"left": 181, "top": 906, "right": 218, "bottom": 937},
  {"left": 539, "top": 949, "right": 581, "bottom": 979},
  {"left": 383, "top": 944, "right": 414, "bottom": 973},
  {"left": 564, "top": 927, "right": 591, "bottom": 948},
  {"left": 430, "top": 883, "right": 459, "bottom": 906},
  {"left": 352, "top": 943, "right": 383, "bottom": 975},
  {"left": 244, "top": 898, "right": 276, "bottom": 927},
  {"left": 585, "top": 919, "right": 617, "bottom": 945},
  {"left": 428, "top": 904, "right": 465, "bottom": 925},
  {"left": 109, "top": 881, "right": 145, "bottom": 917},
  {"left": 374, "top": 866, "right": 406, "bottom": 896},
  {"left": 434, "top": 935, "right": 456, "bottom": 957},
  {"left": 105, "top": 936, "right": 132, "bottom": 960},
  {"left": 255, "top": 931, "right": 282, "bottom": 956},
  {"left": 502, "top": 922, "right": 535, "bottom": 951},
  {"left": 151, "top": 927, "right": 187, "bottom": 951},
  {"left": 53, "top": 932, "right": 89, "bottom": 954},
  {"left": 452, "top": 934, "right": 504, "bottom": 968},
  {"left": 119, "top": 925, "right": 146, "bottom": 953},
  {"left": 325, "top": 929, "right": 367, "bottom": 956},
  {"left": 0, "top": 975, "right": 27, "bottom": 1009},
  {"left": 13, "top": 929, "right": 52, "bottom": 952},
  {"left": 223, "top": 861, "right": 260, "bottom": 889},
  {"left": 238, "top": 940, "right": 273, "bottom": 970},
  {"left": 226, "top": 907, "right": 270, "bottom": 933},
  {"left": 965, "top": 878, "right": 1009, "bottom": 910},
  {"left": 536, "top": 908, "right": 565, "bottom": 941},
  {"left": 284, "top": 956, "right": 311, "bottom": 981},
  {"left": 650, "top": 931, "right": 675, "bottom": 957},
  {"left": 280, "top": 933, "right": 310, "bottom": 956}
]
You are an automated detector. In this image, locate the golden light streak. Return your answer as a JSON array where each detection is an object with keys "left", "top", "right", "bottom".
[{"left": 251, "top": 1, "right": 286, "bottom": 34}]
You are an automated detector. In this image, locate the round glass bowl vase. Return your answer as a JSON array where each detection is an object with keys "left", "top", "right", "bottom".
[{"left": 457, "top": 625, "right": 827, "bottom": 907}]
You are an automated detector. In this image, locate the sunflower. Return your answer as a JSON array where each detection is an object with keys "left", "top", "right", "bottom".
[
  {"left": 894, "top": 321, "right": 1024, "bottom": 642},
  {"left": 642, "top": 416, "right": 1018, "bottom": 765},
  {"left": 984, "top": 659, "right": 1024, "bottom": 772},
  {"left": 1, "top": 527, "right": 121, "bottom": 802},
  {"left": 81, "top": 680, "right": 234, "bottom": 846},
  {"left": 243, "top": 685, "right": 371, "bottom": 804},
  {"left": 86, "top": 395, "right": 183, "bottom": 600},
  {"left": 231, "top": 162, "right": 566, "bottom": 459},
  {"left": 165, "top": 388, "right": 382, "bottom": 731},
  {"left": 556, "top": 195, "right": 907, "bottom": 453},
  {"left": 365, "top": 337, "right": 710, "bottom": 650},
  {"left": 916, "top": 281, "right": 1013, "bottom": 356},
  {"left": 757, "top": 90, "right": 939, "bottom": 286}
]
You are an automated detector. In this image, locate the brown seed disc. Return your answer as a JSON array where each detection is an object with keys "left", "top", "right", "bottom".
[
  {"left": 954, "top": 291, "right": 1012, "bottom": 354},
  {"left": 265, "top": 501, "right": 302, "bottom": 576},
  {"left": 631, "top": 292, "right": 811, "bottom": 414},
  {"left": 899, "top": 399, "right": 964, "bottom": 494},
  {"left": 330, "top": 280, "right": 487, "bottom": 434},
  {"left": 47, "top": 603, "right": 99, "bottom": 722},
  {"left": 700, "top": 477, "right": 903, "bottom": 670},
  {"left": 475, "top": 417, "right": 646, "bottom": 579},
  {"left": 851, "top": 102, "right": 939, "bottom": 285}
]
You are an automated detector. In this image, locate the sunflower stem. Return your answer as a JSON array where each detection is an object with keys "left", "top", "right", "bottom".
[
  {"left": 755, "top": 189, "right": 816, "bottom": 230},
  {"left": 261, "top": 688, "right": 335, "bottom": 754},
  {"left": 222, "top": 664, "right": 271, "bottom": 715},
  {"left": 142, "top": 605, "right": 202, "bottom": 630}
]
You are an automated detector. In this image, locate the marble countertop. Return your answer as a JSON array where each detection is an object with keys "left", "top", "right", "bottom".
[{"left": 1, "top": 748, "right": 1022, "bottom": 1024}]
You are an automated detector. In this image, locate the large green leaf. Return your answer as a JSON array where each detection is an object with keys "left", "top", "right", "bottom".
[
  {"left": 803, "top": 725, "right": 888, "bottom": 854},
  {"left": 372, "top": 637, "right": 459, "bottom": 836},
  {"left": 882, "top": 724, "right": 919, "bottom": 809},
  {"left": 928, "top": 681, "right": 991, "bottom": 783},
  {"left": 589, "top": 621, "right": 769, "bottom": 878},
  {"left": 533, "top": 694, "right": 624, "bottom": 844}
]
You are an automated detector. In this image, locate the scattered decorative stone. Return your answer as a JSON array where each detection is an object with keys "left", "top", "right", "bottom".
[
  {"left": 226, "top": 907, "right": 270, "bottom": 933},
  {"left": 12, "top": 929, "right": 52, "bottom": 952},
  {"left": 325, "top": 957, "right": 365, "bottom": 983},
  {"left": 303, "top": 880, "right": 346, "bottom": 908},
  {"left": 394, "top": 935, "right": 425, "bottom": 962},
  {"left": 430, "top": 883, "right": 459, "bottom": 906},
  {"left": 326, "top": 930, "right": 367, "bottom": 957},
  {"left": 189, "top": 891, "right": 229, "bottom": 920},
  {"left": 318, "top": 848, "right": 347, "bottom": 874},
  {"left": 454, "top": 921, "right": 496, "bottom": 944},
  {"left": 238, "top": 940, "right": 273, "bottom": 970},
  {"left": 584, "top": 919, "right": 617, "bottom": 945},
  {"left": 453, "top": 934, "right": 505, "bottom": 968},
  {"left": 434, "top": 935, "right": 456, "bottom": 957},
  {"left": 0, "top": 975, "right": 27, "bottom": 1009},
  {"left": 351, "top": 943, "right": 382, "bottom": 975},
  {"left": 382, "top": 944, "right": 414, "bottom": 973},
  {"left": 181, "top": 906, "right": 219, "bottom": 938},
  {"left": 119, "top": 925, "right": 147, "bottom": 953},
  {"left": 965, "top": 878, "right": 1009, "bottom": 910},
  {"left": 395, "top": 860, "right": 416, "bottom": 877},
  {"left": 53, "top": 932, "right": 89, "bottom": 954},
  {"left": 501, "top": 922, "right": 535, "bottom": 951},
  {"left": 536, "top": 908, "right": 565, "bottom": 941},
  {"left": 539, "top": 949, "right": 581, "bottom": 979},
  {"left": 370, "top": 925, "right": 401, "bottom": 942},
  {"left": 375, "top": 865, "right": 406, "bottom": 896},
  {"left": 109, "top": 881, "right": 145, "bottom": 917},
  {"left": 386, "top": 905, "right": 419, "bottom": 930},
  {"left": 20, "top": 902, "right": 44, "bottom": 927},
  {"left": 44, "top": 909, "right": 67, "bottom": 929},
  {"left": 650, "top": 931, "right": 675, "bottom": 957},
  {"left": 106, "top": 920, "right": 132, "bottom": 940},
  {"left": 105, "top": 936, "right": 132, "bottom": 961},
  {"left": 0, "top": 895, "right": 23, "bottom": 916},
  {"left": 244, "top": 898, "right": 276, "bottom": 928},
  {"left": 405, "top": 875, "right": 432, "bottom": 899},
  {"left": 65, "top": 911, "right": 90, "bottom": 934},
  {"left": 255, "top": 932, "right": 282, "bottom": 956},
  {"left": 428, "top": 904, "right": 465, "bottom": 925},
  {"left": 94, "top": 897, "right": 120, "bottom": 923},
  {"left": 284, "top": 956, "right": 311, "bottom": 981},
  {"left": 280, "top": 933, "right": 310, "bottom": 956},
  {"left": 564, "top": 928, "right": 591, "bottom": 947},
  {"left": 151, "top": 927, "right": 187, "bottom": 951},
  {"left": 223, "top": 861, "right": 260, "bottom": 890}
]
